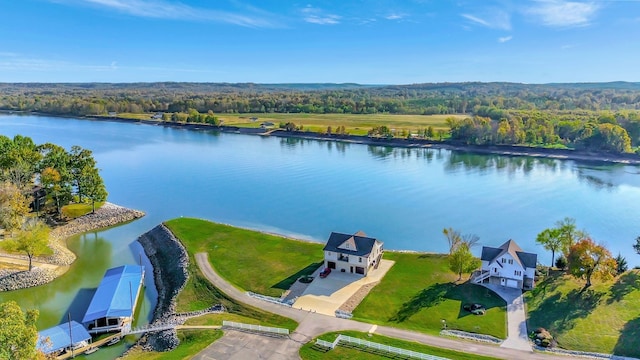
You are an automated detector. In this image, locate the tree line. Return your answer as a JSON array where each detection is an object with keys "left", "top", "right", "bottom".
[{"left": 2, "top": 82, "right": 640, "bottom": 116}]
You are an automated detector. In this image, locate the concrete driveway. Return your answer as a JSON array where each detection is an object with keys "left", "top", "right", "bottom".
[
  {"left": 292, "top": 259, "right": 394, "bottom": 316},
  {"left": 479, "top": 283, "right": 532, "bottom": 352},
  {"left": 192, "top": 330, "right": 300, "bottom": 360}
]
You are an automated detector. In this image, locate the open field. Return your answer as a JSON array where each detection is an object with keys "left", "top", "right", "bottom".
[
  {"left": 300, "top": 330, "right": 501, "bottom": 360},
  {"left": 525, "top": 271, "right": 640, "bottom": 357},
  {"left": 217, "top": 113, "right": 463, "bottom": 135},
  {"left": 352, "top": 252, "right": 507, "bottom": 339},
  {"left": 60, "top": 202, "right": 104, "bottom": 218},
  {"left": 165, "top": 218, "right": 323, "bottom": 297},
  {"left": 122, "top": 330, "right": 223, "bottom": 360}
]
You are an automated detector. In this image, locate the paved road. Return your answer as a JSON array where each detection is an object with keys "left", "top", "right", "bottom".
[{"left": 194, "top": 253, "right": 578, "bottom": 360}]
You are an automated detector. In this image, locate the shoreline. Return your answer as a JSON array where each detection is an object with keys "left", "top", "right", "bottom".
[
  {"left": 3, "top": 110, "right": 640, "bottom": 165},
  {"left": 0, "top": 202, "right": 145, "bottom": 291}
]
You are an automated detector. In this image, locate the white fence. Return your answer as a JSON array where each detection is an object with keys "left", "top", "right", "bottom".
[
  {"left": 246, "top": 291, "right": 293, "bottom": 307},
  {"left": 315, "top": 334, "right": 450, "bottom": 360},
  {"left": 335, "top": 309, "right": 353, "bottom": 319},
  {"left": 222, "top": 321, "right": 289, "bottom": 336}
]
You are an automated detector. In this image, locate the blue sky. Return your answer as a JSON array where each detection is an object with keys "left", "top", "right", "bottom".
[{"left": 0, "top": 0, "right": 638, "bottom": 83}]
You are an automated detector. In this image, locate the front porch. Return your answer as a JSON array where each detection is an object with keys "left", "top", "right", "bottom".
[{"left": 471, "top": 270, "right": 534, "bottom": 291}]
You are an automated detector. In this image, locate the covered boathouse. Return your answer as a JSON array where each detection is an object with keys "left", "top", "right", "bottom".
[
  {"left": 82, "top": 265, "right": 145, "bottom": 334},
  {"left": 36, "top": 321, "right": 91, "bottom": 357}
]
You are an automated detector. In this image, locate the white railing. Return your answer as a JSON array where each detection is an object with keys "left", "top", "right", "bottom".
[
  {"left": 473, "top": 270, "right": 491, "bottom": 283},
  {"left": 316, "top": 334, "right": 451, "bottom": 360},
  {"left": 315, "top": 338, "right": 336, "bottom": 349},
  {"left": 123, "top": 323, "right": 176, "bottom": 335},
  {"left": 335, "top": 309, "right": 353, "bottom": 319},
  {"left": 222, "top": 321, "right": 289, "bottom": 336},
  {"left": 246, "top": 291, "right": 293, "bottom": 307}
]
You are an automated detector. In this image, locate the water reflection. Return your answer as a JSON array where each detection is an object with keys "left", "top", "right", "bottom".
[{"left": 444, "top": 152, "right": 560, "bottom": 175}]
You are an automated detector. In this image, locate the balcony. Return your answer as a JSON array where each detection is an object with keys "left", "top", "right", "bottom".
[{"left": 338, "top": 255, "right": 349, "bottom": 262}]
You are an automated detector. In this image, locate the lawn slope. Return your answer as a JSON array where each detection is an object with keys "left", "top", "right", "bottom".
[
  {"left": 353, "top": 252, "right": 507, "bottom": 339},
  {"left": 526, "top": 271, "right": 640, "bottom": 357}
]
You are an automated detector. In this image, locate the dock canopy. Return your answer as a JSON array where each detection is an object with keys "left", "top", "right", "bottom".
[
  {"left": 82, "top": 265, "right": 144, "bottom": 324},
  {"left": 37, "top": 321, "right": 91, "bottom": 355}
]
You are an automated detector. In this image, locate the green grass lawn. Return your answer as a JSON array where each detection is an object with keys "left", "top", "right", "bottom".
[
  {"left": 164, "top": 218, "right": 302, "bottom": 332},
  {"left": 300, "top": 331, "right": 501, "bottom": 360},
  {"left": 217, "top": 113, "right": 462, "bottom": 136},
  {"left": 165, "top": 218, "right": 323, "bottom": 297},
  {"left": 183, "top": 312, "right": 298, "bottom": 331},
  {"left": 353, "top": 252, "right": 507, "bottom": 339},
  {"left": 122, "top": 330, "right": 222, "bottom": 360},
  {"left": 525, "top": 270, "right": 640, "bottom": 357},
  {"left": 61, "top": 202, "right": 104, "bottom": 218}
]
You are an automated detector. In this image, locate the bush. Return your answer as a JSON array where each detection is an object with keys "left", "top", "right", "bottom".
[
  {"left": 531, "top": 327, "right": 556, "bottom": 348},
  {"left": 555, "top": 255, "right": 567, "bottom": 270}
]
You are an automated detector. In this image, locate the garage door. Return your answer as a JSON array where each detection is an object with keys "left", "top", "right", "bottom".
[{"left": 506, "top": 279, "right": 518, "bottom": 288}]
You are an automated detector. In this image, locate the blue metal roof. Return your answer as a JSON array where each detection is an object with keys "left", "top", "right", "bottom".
[
  {"left": 37, "top": 321, "right": 91, "bottom": 354},
  {"left": 82, "top": 265, "right": 144, "bottom": 324}
]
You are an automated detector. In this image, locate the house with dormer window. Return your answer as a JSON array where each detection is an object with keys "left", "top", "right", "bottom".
[
  {"left": 322, "top": 231, "right": 383, "bottom": 276},
  {"left": 473, "top": 239, "right": 537, "bottom": 290}
]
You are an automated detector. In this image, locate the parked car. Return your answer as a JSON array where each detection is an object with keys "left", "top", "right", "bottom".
[
  {"left": 319, "top": 267, "right": 331, "bottom": 278},
  {"left": 463, "top": 303, "right": 485, "bottom": 315}
]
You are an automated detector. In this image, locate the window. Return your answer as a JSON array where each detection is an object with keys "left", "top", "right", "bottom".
[
  {"left": 501, "top": 258, "right": 506, "bottom": 263},
  {"left": 359, "top": 257, "right": 362, "bottom": 263},
  {"left": 494, "top": 268, "right": 498, "bottom": 273},
  {"left": 508, "top": 259, "right": 513, "bottom": 265},
  {"left": 514, "top": 270, "right": 522, "bottom": 276}
]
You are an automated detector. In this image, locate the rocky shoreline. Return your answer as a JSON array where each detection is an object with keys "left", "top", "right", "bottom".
[
  {"left": 0, "top": 202, "right": 145, "bottom": 291},
  {"left": 128, "top": 224, "right": 190, "bottom": 353}
]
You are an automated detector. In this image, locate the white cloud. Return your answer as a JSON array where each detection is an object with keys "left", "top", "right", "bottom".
[
  {"left": 385, "top": 13, "right": 405, "bottom": 20},
  {"left": 301, "top": 5, "right": 341, "bottom": 25},
  {"left": 498, "top": 36, "right": 513, "bottom": 43},
  {"left": 48, "top": 0, "right": 277, "bottom": 27},
  {"left": 526, "top": 0, "right": 599, "bottom": 27},
  {"left": 461, "top": 10, "right": 511, "bottom": 31}
]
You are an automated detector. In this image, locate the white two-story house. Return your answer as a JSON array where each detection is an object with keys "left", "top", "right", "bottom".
[
  {"left": 474, "top": 239, "right": 537, "bottom": 290},
  {"left": 322, "top": 231, "right": 383, "bottom": 276}
]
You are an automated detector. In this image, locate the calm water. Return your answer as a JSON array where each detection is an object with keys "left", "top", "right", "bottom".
[{"left": 1, "top": 113, "right": 640, "bottom": 354}]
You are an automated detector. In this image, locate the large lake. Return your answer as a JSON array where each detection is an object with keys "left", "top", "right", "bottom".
[{"left": 1, "top": 113, "right": 639, "bottom": 353}]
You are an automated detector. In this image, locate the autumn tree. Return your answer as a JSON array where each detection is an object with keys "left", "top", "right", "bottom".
[
  {"left": 0, "top": 181, "right": 31, "bottom": 233},
  {"left": 40, "top": 167, "right": 63, "bottom": 215},
  {"left": 0, "top": 301, "right": 40, "bottom": 360},
  {"left": 443, "top": 228, "right": 481, "bottom": 281},
  {"left": 79, "top": 166, "right": 107, "bottom": 213},
  {"left": 3, "top": 219, "right": 50, "bottom": 271},
  {"left": 567, "top": 238, "right": 617, "bottom": 287}
]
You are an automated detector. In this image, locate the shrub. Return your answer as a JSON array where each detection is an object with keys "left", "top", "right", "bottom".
[
  {"left": 555, "top": 255, "right": 567, "bottom": 270},
  {"left": 532, "top": 327, "right": 556, "bottom": 348}
]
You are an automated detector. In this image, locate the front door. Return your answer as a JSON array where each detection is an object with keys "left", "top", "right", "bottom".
[
  {"left": 500, "top": 278, "right": 505, "bottom": 286},
  {"left": 350, "top": 266, "right": 353, "bottom": 273}
]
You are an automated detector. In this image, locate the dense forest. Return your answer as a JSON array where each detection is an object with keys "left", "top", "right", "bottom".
[{"left": 2, "top": 82, "right": 640, "bottom": 153}]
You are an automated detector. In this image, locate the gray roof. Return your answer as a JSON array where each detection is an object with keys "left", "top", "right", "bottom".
[
  {"left": 323, "top": 231, "right": 380, "bottom": 257},
  {"left": 480, "top": 239, "right": 537, "bottom": 269}
]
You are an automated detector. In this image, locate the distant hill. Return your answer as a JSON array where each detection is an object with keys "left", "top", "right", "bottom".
[{"left": 1, "top": 81, "right": 639, "bottom": 93}]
